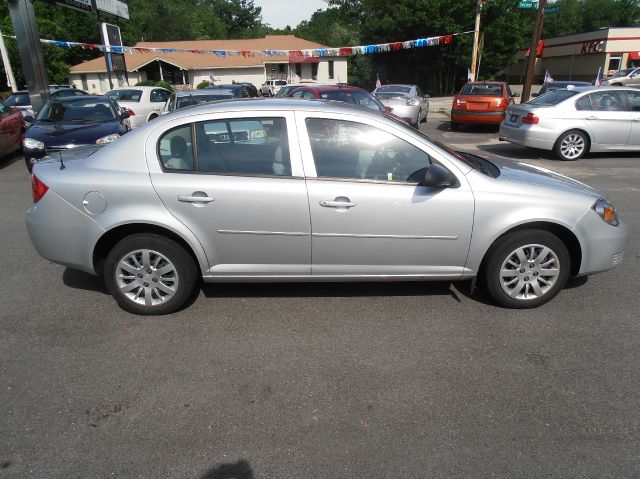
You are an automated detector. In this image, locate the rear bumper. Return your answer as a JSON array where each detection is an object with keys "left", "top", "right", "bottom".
[
  {"left": 498, "top": 123, "right": 557, "bottom": 150},
  {"left": 451, "top": 109, "right": 505, "bottom": 124},
  {"left": 387, "top": 105, "right": 419, "bottom": 123}
]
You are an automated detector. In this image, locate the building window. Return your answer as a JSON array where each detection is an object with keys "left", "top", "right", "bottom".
[
  {"left": 328, "top": 60, "right": 334, "bottom": 80},
  {"left": 312, "top": 63, "right": 318, "bottom": 80},
  {"left": 608, "top": 54, "right": 622, "bottom": 73},
  {"left": 295, "top": 63, "right": 302, "bottom": 78}
]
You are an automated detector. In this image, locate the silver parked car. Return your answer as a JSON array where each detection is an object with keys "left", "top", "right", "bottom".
[
  {"left": 605, "top": 67, "right": 640, "bottom": 87},
  {"left": 500, "top": 86, "right": 640, "bottom": 160},
  {"left": 26, "top": 99, "right": 628, "bottom": 315},
  {"left": 373, "top": 84, "right": 429, "bottom": 127}
]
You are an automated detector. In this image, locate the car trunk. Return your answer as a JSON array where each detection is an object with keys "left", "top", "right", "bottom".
[
  {"left": 458, "top": 95, "right": 501, "bottom": 111},
  {"left": 375, "top": 93, "right": 409, "bottom": 108},
  {"left": 503, "top": 104, "right": 545, "bottom": 127}
]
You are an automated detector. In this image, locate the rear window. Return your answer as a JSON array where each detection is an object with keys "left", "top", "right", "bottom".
[
  {"left": 107, "top": 89, "right": 143, "bottom": 102},
  {"left": 528, "top": 90, "right": 578, "bottom": 106},
  {"left": 376, "top": 85, "right": 411, "bottom": 94},
  {"left": 320, "top": 90, "right": 383, "bottom": 111},
  {"left": 460, "top": 83, "right": 503, "bottom": 96}
]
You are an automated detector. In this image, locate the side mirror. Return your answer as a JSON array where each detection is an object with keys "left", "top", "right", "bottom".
[
  {"left": 422, "top": 163, "right": 457, "bottom": 188},
  {"left": 23, "top": 114, "right": 34, "bottom": 123},
  {"left": 512, "top": 92, "right": 521, "bottom": 97}
]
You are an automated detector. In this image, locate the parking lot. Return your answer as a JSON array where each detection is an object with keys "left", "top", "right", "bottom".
[{"left": 1, "top": 111, "right": 638, "bottom": 478}]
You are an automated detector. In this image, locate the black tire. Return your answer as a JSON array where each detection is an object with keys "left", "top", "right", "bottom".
[
  {"left": 148, "top": 114, "right": 158, "bottom": 121},
  {"left": 104, "top": 233, "right": 198, "bottom": 315},
  {"left": 483, "top": 229, "right": 570, "bottom": 309},
  {"left": 450, "top": 121, "right": 460, "bottom": 131},
  {"left": 553, "top": 129, "right": 589, "bottom": 161}
]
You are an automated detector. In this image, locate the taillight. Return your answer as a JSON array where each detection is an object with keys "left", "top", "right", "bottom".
[
  {"left": 31, "top": 173, "right": 49, "bottom": 203},
  {"left": 496, "top": 98, "right": 506, "bottom": 108},
  {"left": 522, "top": 113, "right": 539, "bottom": 124},
  {"left": 125, "top": 107, "right": 135, "bottom": 116}
]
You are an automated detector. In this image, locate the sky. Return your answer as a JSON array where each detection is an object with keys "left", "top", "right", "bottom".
[{"left": 253, "top": 0, "right": 328, "bottom": 29}]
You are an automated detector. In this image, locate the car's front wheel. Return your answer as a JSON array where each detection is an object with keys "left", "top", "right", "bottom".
[
  {"left": 483, "top": 229, "right": 570, "bottom": 308},
  {"left": 104, "top": 234, "right": 198, "bottom": 315},
  {"left": 554, "top": 129, "right": 589, "bottom": 161}
]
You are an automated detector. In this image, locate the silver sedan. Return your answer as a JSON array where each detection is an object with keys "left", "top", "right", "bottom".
[
  {"left": 500, "top": 86, "right": 640, "bottom": 160},
  {"left": 373, "top": 84, "right": 429, "bottom": 127},
  {"left": 26, "top": 99, "right": 628, "bottom": 315}
]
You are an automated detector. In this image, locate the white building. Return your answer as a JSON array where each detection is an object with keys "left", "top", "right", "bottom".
[{"left": 69, "top": 35, "right": 348, "bottom": 93}]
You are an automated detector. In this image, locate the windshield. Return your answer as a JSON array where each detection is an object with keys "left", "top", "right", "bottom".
[
  {"left": 460, "top": 83, "right": 504, "bottom": 96},
  {"left": 320, "top": 90, "right": 383, "bottom": 111},
  {"left": 528, "top": 89, "right": 578, "bottom": 106},
  {"left": 176, "top": 94, "right": 234, "bottom": 109},
  {"left": 5, "top": 93, "right": 30, "bottom": 107},
  {"left": 36, "top": 98, "right": 117, "bottom": 122},
  {"left": 107, "top": 89, "right": 143, "bottom": 102}
]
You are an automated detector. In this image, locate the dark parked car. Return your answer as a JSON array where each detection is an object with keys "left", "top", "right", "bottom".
[
  {"left": 22, "top": 95, "right": 129, "bottom": 171},
  {"left": 206, "top": 84, "right": 258, "bottom": 98},
  {"left": 533, "top": 81, "right": 592, "bottom": 97},
  {"left": 0, "top": 100, "right": 25, "bottom": 159}
]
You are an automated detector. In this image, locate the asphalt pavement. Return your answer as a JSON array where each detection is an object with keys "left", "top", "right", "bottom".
[{"left": 0, "top": 113, "right": 638, "bottom": 478}]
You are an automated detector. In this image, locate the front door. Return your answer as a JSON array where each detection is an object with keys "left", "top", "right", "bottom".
[
  {"left": 297, "top": 114, "right": 474, "bottom": 277},
  {"left": 149, "top": 113, "right": 311, "bottom": 276},
  {"left": 581, "top": 91, "right": 632, "bottom": 146}
]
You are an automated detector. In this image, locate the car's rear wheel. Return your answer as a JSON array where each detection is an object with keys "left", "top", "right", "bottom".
[
  {"left": 104, "top": 234, "right": 198, "bottom": 315},
  {"left": 483, "top": 229, "right": 570, "bottom": 308},
  {"left": 554, "top": 130, "right": 588, "bottom": 161}
]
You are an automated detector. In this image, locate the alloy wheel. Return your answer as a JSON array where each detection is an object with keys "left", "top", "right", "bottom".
[
  {"left": 115, "top": 249, "right": 179, "bottom": 307},
  {"left": 499, "top": 243, "right": 560, "bottom": 301},
  {"left": 560, "top": 134, "right": 585, "bottom": 160}
]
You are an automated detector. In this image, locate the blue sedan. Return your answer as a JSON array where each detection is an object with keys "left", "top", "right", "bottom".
[{"left": 23, "top": 95, "right": 130, "bottom": 171}]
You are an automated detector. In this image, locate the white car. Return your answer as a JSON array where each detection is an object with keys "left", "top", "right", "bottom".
[
  {"left": 106, "top": 86, "right": 171, "bottom": 128},
  {"left": 261, "top": 79, "right": 288, "bottom": 97}
]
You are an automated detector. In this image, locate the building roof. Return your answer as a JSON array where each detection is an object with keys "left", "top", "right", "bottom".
[{"left": 70, "top": 35, "right": 331, "bottom": 74}]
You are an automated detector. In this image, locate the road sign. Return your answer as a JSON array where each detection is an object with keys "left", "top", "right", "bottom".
[
  {"left": 518, "top": 1, "right": 539, "bottom": 8},
  {"left": 43, "top": 0, "right": 93, "bottom": 13},
  {"left": 544, "top": 5, "right": 560, "bottom": 13},
  {"left": 95, "top": 0, "right": 129, "bottom": 20}
]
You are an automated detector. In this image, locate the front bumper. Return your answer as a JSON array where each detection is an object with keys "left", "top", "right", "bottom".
[
  {"left": 26, "top": 188, "right": 104, "bottom": 275},
  {"left": 451, "top": 109, "right": 505, "bottom": 124},
  {"left": 574, "top": 209, "right": 629, "bottom": 276}
]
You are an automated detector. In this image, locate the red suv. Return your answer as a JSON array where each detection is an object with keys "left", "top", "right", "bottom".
[{"left": 287, "top": 84, "right": 408, "bottom": 124}]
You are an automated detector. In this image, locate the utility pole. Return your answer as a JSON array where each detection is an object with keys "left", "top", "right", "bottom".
[
  {"left": 470, "top": 0, "right": 485, "bottom": 81},
  {"left": 521, "top": 0, "right": 547, "bottom": 103},
  {"left": 0, "top": 28, "right": 17, "bottom": 92}
]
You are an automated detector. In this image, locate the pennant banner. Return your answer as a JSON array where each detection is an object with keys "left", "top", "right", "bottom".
[{"left": 6, "top": 31, "right": 472, "bottom": 58}]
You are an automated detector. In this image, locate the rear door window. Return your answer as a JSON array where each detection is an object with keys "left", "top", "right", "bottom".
[
  {"left": 158, "top": 125, "right": 195, "bottom": 171},
  {"left": 195, "top": 117, "right": 291, "bottom": 176}
]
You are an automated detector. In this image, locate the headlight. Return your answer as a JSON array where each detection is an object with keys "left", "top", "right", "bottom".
[
  {"left": 23, "top": 138, "right": 45, "bottom": 150},
  {"left": 96, "top": 133, "right": 120, "bottom": 145},
  {"left": 407, "top": 98, "right": 420, "bottom": 106},
  {"left": 593, "top": 197, "right": 620, "bottom": 226}
]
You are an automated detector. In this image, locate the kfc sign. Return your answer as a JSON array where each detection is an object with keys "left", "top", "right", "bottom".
[{"left": 581, "top": 41, "right": 604, "bottom": 54}]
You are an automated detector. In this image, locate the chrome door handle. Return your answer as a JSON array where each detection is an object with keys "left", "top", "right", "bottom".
[
  {"left": 178, "top": 195, "right": 214, "bottom": 203},
  {"left": 585, "top": 116, "right": 598, "bottom": 120},
  {"left": 319, "top": 200, "right": 356, "bottom": 208}
]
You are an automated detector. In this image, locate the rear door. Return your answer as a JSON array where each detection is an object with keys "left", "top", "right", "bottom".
[
  {"left": 146, "top": 111, "right": 312, "bottom": 277},
  {"left": 623, "top": 90, "right": 640, "bottom": 146}
]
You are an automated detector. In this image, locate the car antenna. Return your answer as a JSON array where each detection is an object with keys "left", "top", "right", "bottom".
[{"left": 58, "top": 149, "right": 65, "bottom": 170}]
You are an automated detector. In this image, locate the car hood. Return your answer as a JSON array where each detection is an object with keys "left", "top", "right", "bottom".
[
  {"left": 26, "top": 121, "right": 119, "bottom": 147},
  {"left": 490, "top": 157, "right": 603, "bottom": 199}
]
